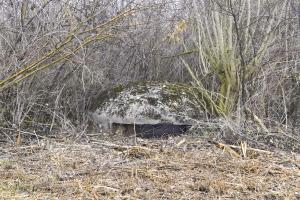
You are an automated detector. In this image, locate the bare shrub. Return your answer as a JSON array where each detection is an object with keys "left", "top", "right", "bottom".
[{"left": 0, "top": 0, "right": 299, "bottom": 140}]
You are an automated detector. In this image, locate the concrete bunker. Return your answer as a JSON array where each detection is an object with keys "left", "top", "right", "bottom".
[{"left": 91, "top": 82, "right": 205, "bottom": 137}]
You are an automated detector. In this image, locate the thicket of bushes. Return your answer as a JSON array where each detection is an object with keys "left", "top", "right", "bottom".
[{"left": 0, "top": 0, "right": 299, "bottom": 139}]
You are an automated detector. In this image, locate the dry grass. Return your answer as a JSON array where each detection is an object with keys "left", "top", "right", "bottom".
[{"left": 0, "top": 134, "right": 299, "bottom": 200}]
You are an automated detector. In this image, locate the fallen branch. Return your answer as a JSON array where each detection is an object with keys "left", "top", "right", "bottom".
[
  {"left": 90, "top": 140, "right": 156, "bottom": 153},
  {"left": 209, "top": 140, "right": 273, "bottom": 157},
  {"left": 227, "top": 143, "right": 273, "bottom": 155}
]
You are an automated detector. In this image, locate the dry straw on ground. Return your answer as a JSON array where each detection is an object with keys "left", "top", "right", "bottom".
[{"left": 0, "top": 134, "right": 299, "bottom": 200}]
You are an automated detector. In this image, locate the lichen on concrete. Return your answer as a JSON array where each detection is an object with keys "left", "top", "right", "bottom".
[{"left": 91, "top": 81, "right": 205, "bottom": 130}]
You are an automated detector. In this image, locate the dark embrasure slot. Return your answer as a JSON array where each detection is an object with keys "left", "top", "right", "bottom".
[{"left": 112, "top": 123, "right": 192, "bottom": 138}]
